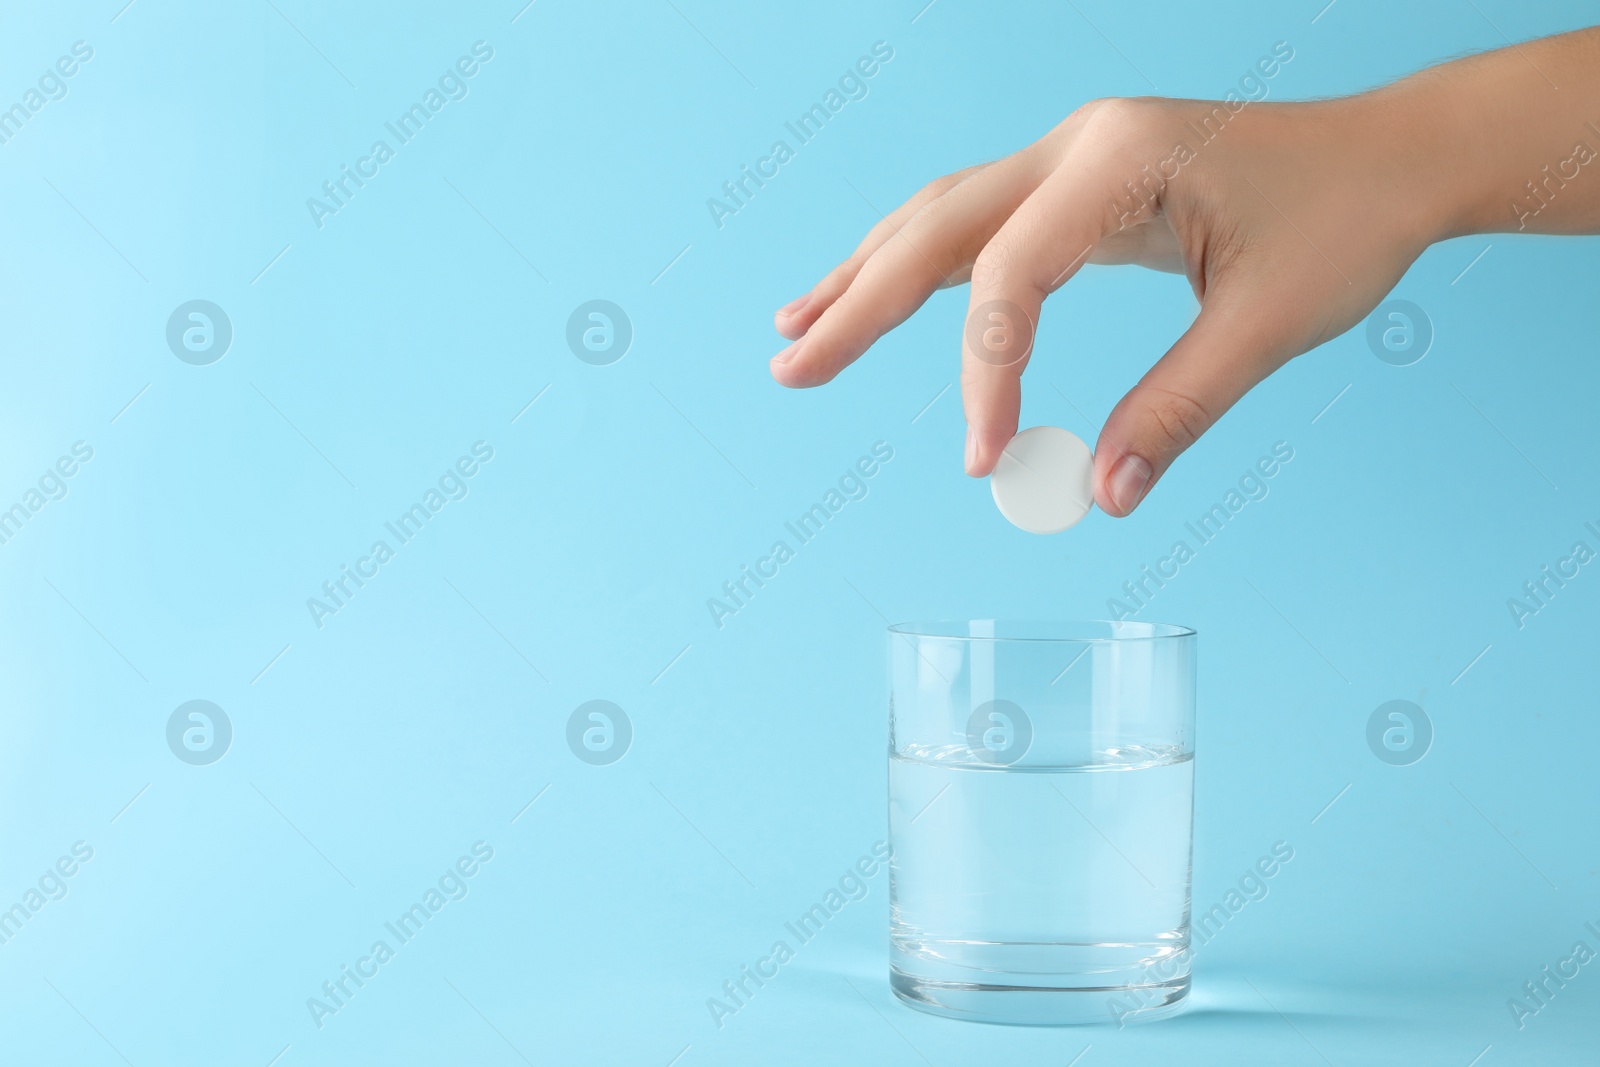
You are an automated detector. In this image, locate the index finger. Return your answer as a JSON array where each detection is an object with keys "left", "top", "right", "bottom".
[{"left": 961, "top": 152, "right": 1124, "bottom": 476}]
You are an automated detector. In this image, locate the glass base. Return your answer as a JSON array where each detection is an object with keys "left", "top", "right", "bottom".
[{"left": 889, "top": 967, "right": 1190, "bottom": 1026}]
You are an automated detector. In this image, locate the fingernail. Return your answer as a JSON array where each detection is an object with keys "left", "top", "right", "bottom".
[
  {"left": 771, "top": 340, "right": 801, "bottom": 366},
  {"left": 777, "top": 292, "right": 811, "bottom": 318},
  {"left": 964, "top": 427, "right": 977, "bottom": 473},
  {"left": 1108, "top": 453, "right": 1154, "bottom": 514}
]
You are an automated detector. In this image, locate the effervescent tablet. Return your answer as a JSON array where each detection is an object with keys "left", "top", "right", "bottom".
[{"left": 989, "top": 426, "right": 1095, "bottom": 534}]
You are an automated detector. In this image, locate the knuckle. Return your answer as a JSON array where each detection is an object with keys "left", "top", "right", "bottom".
[
  {"left": 1078, "top": 96, "right": 1162, "bottom": 152},
  {"left": 914, "top": 176, "right": 947, "bottom": 202},
  {"left": 818, "top": 255, "right": 865, "bottom": 300},
  {"left": 905, "top": 183, "right": 964, "bottom": 234},
  {"left": 900, "top": 166, "right": 982, "bottom": 232},
  {"left": 959, "top": 364, "right": 1018, "bottom": 394},
  {"left": 1065, "top": 96, "right": 1115, "bottom": 125},
  {"left": 920, "top": 168, "right": 971, "bottom": 201},
  {"left": 1143, "top": 387, "right": 1211, "bottom": 452},
  {"left": 854, "top": 237, "right": 943, "bottom": 293},
  {"left": 1080, "top": 96, "right": 1138, "bottom": 129},
  {"left": 969, "top": 241, "right": 1018, "bottom": 291},
  {"left": 961, "top": 341, "right": 1031, "bottom": 378},
  {"left": 908, "top": 214, "right": 980, "bottom": 283}
]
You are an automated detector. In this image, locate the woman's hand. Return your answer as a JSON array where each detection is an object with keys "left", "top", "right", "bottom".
[
  {"left": 770, "top": 26, "right": 1600, "bottom": 516},
  {"left": 769, "top": 90, "right": 1443, "bottom": 515}
]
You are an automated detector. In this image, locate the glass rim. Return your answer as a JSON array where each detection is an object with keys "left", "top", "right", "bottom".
[{"left": 886, "top": 619, "right": 1196, "bottom": 643}]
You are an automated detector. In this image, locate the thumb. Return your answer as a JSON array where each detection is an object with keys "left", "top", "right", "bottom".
[{"left": 1094, "top": 295, "right": 1291, "bottom": 517}]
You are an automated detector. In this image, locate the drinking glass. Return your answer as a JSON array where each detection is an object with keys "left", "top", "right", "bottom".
[{"left": 887, "top": 620, "right": 1197, "bottom": 1025}]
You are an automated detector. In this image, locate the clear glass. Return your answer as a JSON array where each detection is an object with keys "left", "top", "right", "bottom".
[{"left": 887, "top": 620, "right": 1197, "bottom": 1025}]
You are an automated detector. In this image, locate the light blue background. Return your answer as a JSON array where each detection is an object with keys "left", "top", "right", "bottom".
[{"left": 1, "top": 0, "right": 1597, "bottom": 1063}]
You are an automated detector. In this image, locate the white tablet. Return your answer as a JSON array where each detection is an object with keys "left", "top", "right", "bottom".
[{"left": 989, "top": 426, "right": 1095, "bottom": 534}]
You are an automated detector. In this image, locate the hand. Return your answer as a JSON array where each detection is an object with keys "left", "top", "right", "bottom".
[{"left": 768, "top": 91, "right": 1443, "bottom": 515}]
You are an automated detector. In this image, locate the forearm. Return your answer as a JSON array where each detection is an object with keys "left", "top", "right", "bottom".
[{"left": 1379, "top": 26, "right": 1600, "bottom": 240}]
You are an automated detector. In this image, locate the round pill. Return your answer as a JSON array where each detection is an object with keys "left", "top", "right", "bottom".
[{"left": 989, "top": 426, "right": 1095, "bottom": 534}]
